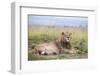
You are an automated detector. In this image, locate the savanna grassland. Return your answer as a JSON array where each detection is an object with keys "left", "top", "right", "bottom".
[{"left": 28, "top": 26, "right": 88, "bottom": 60}]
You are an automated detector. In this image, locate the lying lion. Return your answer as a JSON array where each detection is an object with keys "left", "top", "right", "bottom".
[{"left": 32, "top": 32, "right": 73, "bottom": 55}]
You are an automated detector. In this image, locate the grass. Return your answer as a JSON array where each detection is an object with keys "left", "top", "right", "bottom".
[
  {"left": 28, "top": 52, "right": 88, "bottom": 60},
  {"left": 28, "top": 26, "right": 88, "bottom": 60}
]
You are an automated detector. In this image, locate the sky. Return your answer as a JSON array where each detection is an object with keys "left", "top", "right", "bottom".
[{"left": 28, "top": 15, "right": 88, "bottom": 27}]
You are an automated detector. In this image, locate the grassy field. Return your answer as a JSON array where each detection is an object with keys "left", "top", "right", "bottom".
[{"left": 28, "top": 26, "right": 88, "bottom": 60}]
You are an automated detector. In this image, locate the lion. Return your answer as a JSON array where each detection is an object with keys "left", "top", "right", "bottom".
[{"left": 32, "top": 32, "right": 72, "bottom": 55}]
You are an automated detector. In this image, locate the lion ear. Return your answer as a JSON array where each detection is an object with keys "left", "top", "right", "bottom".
[
  {"left": 61, "top": 32, "right": 65, "bottom": 35},
  {"left": 69, "top": 33, "right": 72, "bottom": 36}
]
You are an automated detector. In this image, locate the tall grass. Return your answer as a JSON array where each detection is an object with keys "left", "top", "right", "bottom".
[{"left": 28, "top": 26, "right": 88, "bottom": 60}]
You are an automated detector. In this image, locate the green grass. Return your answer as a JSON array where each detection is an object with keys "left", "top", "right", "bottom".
[
  {"left": 28, "top": 52, "right": 88, "bottom": 61},
  {"left": 28, "top": 26, "right": 88, "bottom": 60}
]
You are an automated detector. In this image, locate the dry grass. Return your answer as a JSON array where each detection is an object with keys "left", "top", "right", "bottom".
[{"left": 28, "top": 26, "right": 88, "bottom": 60}]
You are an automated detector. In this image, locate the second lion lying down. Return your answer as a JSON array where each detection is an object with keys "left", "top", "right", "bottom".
[{"left": 32, "top": 32, "right": 75, "bottom": 55}]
